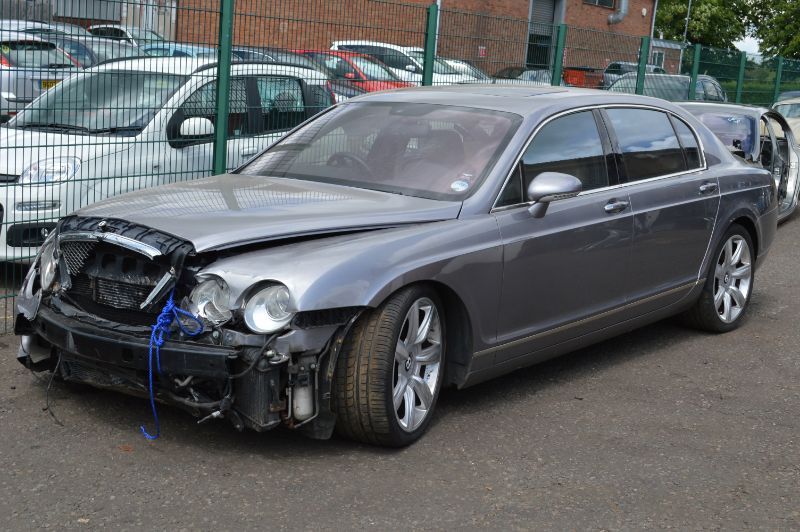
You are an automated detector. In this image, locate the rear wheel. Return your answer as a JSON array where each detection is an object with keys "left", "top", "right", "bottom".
[
  {"left": 334, "top": 286, "right": 445, "bottom": 446},
  {"left": 684, "top": 224, "right": 754, "bottom": 333}
]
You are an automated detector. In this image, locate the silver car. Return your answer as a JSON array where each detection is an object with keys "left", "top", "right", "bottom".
[
  {"left": 0, "top": 30, "right": 77, "bottom": 121},
  {"left": 16, "top": 86, "right": 778, "bottom": 446}
]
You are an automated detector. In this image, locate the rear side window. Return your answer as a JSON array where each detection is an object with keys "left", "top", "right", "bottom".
[
  {"left": 178, "top": 78, "right": 250, "bottom": 139},
  {"left": 255, "top": 77, "right": 306, "bottom": 133},
  {"left": 671, "top": 118, "right": 702, "bottom": 170},
  {"left": 606, "top": 108, "right": 686, "bottom": 181},
  {"left": 0, "top": 40, "right": 73, "bottom": 68}
]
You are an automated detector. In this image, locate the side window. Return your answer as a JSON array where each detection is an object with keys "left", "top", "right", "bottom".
[
  {"left": 703, "top": 81, "right": 722, "bottom": 101},
  {"left": 254, "top": 77, "right": 306, "bottom": 134},
  {"left": 146, "top": 47, "right": 170, "bottom": 57},
  {"left": 521, "top": 111, "right": 609, "bottom": 192},
  {"left": 90, "top": 28, "right": 108, "bottom": 37},
  {"left": 176, "top": 78, "right": 250, "bottom": 143},
  {"left": 381, "top": 49, "right": 415, "bottom": 71},
  {"left": 671, "top": 118, "right": 702, "bottom": 170},
  {"left": 606, "top": 63, "right": 620, "bottom": 75},
  {"left": 606, "top": 108, "right": 686, "bottom": 181}
]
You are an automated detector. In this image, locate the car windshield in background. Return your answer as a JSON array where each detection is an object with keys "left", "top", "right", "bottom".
[
  {"left": 242, "top": 102, "right": 521, "bottom": 200},
  {"left": 774, "top": 103, "right": 800, "bottom": 119},
  {"left": 405, "top": 51, "right": 459, "bottom": 75},
  {"left": 520, "top": 69, "right": 552, "bottom": 83},
  {"left": 1, "top": 40, "right": 74, "bottom": 68},
  {"left": 695, "top": 112, "right": 757, "bottom": 155},
  {"left": 129, "top": 28, "right": 164, "bottom": 42},
  {"left": 10, "top": 71, "right": 187, "bottom": 135},
  {"left": 92, "top": 41, "right": 140, "bottom": 62},
  {"left": 350, "top": 56, "right": 399, "bottom": 81}
]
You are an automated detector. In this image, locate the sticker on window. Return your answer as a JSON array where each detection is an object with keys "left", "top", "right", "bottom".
[{"left": 450, "top": 180, "right": 469, "bottom": 192}]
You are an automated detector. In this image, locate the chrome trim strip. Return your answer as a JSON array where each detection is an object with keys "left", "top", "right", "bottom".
[
  {"left": 474, "top": 281, "right": 698, "bottom": 358},
  {"left": 58, "top": 231, "right": 162, "bottom": 259},
  {"left": 490, "top": 103, "right": 709, "bottom": 213}
]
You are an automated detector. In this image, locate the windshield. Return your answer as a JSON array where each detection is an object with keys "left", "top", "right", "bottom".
[
  {"left": 0, "top": 40, "right": 74, "bottom": 68},
  {"left": 694, "top": 112, "right": 757, "bottom": 156},
  {"left": 519, "top": 69, "right": 552, "bottom": 83},
  {"left": 10, "top": 71, "right": 187, "bottom": 135},
  {"left": 92, "top": 42, "right": 140, "bottom": 63},
  {"left": 240, "top": 102, "right": 521, "bottom": 201},
  {"left": 350, "top": 56, "right": 399, "bottom": 81},
  {"left": 406, "top": 51, "right": 459, "bottom": 75}
]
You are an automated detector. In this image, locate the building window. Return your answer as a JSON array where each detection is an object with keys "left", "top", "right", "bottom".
[
  {"left": 651, "top": 51, "right": 665, "bottom": 68},
  {"left": 584, "top": 0, "right": 615, "bottom": 7}
]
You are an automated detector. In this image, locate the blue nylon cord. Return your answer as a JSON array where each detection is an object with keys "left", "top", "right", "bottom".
[{"left": 140, "top": 289, "right": 204, "bottom": 440}]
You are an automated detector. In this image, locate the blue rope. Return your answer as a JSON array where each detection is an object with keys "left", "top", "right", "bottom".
[{"left": 140, "top": 289, "right": 204, "bottom": 440}]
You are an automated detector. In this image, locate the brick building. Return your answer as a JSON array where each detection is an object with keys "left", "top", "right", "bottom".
[{"left": 170, "top": 0, "right": 657, "bottom": 73}]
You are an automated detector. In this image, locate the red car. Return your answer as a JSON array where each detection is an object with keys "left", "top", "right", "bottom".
[{"left": 293, "top": 49, "right": 412, "bottom": 92}]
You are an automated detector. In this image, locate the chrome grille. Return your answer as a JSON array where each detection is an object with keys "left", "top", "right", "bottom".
[{"left": 60, "top": 240, "right": 97, "bottom": 275}]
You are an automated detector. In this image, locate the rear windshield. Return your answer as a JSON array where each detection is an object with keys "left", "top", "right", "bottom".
[
  {"left": 0, "top": 40, "right": 74, "bottom": 68},
  {"left": 240, "top": 102, "right": 522, "bottom": 201},
  {"left": 694, "top": 112, "right": 757, "bottom": 155},
  {"left": 406, "top": 51, "right": 459, "bottom": 75}
]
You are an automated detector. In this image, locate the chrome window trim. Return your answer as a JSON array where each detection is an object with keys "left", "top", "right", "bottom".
[{"left": 490, "top": 103, "right": 709, "bottom": 213}]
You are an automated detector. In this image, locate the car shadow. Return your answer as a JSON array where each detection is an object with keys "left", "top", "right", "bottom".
[{"left": 33, "top": 314, "right": 705, "bottom": 456}]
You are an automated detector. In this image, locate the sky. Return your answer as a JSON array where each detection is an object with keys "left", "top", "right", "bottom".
[{"left": 734, "top": 35, "right": 760, "bottom": 54}]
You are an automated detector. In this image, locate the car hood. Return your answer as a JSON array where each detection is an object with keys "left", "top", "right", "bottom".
[
  {"left": 73, "top": 173, "right": 463, "bottom": 251},
  {"left": 0, "top": 127, "right": 134, "bottom": 175}
]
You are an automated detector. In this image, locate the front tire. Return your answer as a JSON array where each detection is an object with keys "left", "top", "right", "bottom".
[
  {"left": 684, "top": 224, "right": 755, "bottom": 333},
  {"left": 333, "top": 286, "right": 445, "bottom": 447}
]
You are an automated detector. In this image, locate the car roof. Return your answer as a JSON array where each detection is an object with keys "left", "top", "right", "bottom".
[
  {"left": 775, "top": 97, "right": 800, "bottom": 106},
  {"left": 0, "top": 29, "right": 46, "bottom": 42},
  {"left": 332, "top": 40, "right": 420, "bottom": 52},
  {"left": 0, "top": 19, "right": 53, "bottom": 30},
  {"left": 344, "top": 84, "right": 691, "bottom": 115},
  {"left": 89, "top": 56, "right": 326, "bottom": 80}
]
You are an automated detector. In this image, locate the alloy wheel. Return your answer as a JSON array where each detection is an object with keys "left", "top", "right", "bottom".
[
  {"left": 713, "top": 235, "right": 752, "bottom": 323},
  {"left": 392, "top": 297, "right": 442, "bottom": 432}
]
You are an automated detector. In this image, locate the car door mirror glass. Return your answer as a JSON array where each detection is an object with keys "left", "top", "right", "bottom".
[
  {"left": 179, "top": 117, "right": 214, "bottom": 138},
  {"left": 526, "top": 171, "right": 582, "bottom": 218}
]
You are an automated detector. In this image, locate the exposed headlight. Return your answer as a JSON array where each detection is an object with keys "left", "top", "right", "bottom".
[
  {"left": 243, "top": 284, "right": 294, "bottom": 333},
  {"left": 190, "top": 277, "right": 232, "bottom": 324},
  {"left": 19, "top": 157, "right": 80, "bottom": 184},
  {"left": 39, "top": 236, "right": 58, "bottom": 291}
]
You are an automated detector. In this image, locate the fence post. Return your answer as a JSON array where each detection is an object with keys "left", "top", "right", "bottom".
[
  {"left": 212, "top": 0, "right": 235, "bottom": 175},
  {"left": 687, "top": 44, "right": 701, "bottom": 100},
  {"left": 735, "top": 51, "right": 747, "bottom": 104},
  {"left": 422, "top": 2, "right": 439, "bottom": 86},
  {"left": 773, "top": 56, "right": 784, "bottom": 105},
  {"left": 635, "top": 35, "right": 651, "bottom": 95},
  {"left": 551, "top": 24, "right": 567, "bottom": 86}
]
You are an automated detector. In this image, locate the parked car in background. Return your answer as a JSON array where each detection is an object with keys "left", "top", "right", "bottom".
[
  {"left": 0, "top": 57, "right": 330, "bottom": 261},
  {"left": 492, "top": 66, "right": 553, "bottom": 85},
  {"left": 776, "top": 90, "right": 800, "bottom": 103},
  {"left": 16, "top": 86, "right": 777, "bottom": 447},
  {"left": 0, "top": 19, "right": 91, "bottom": 37},
  {"left": 0, "top": 30, "right": 78, "bottom": 122},
  {"left": 773, "top": 97, "right": 800, "bottom": 139},
  {"left": 602, "top": 61, "right": 665, "bottom": 88},
  {"left": 608, "top": 73, "right": 727, "bottom": 102},
  {"left": 87, "top": 24, "right": 165, "bottom": 47},
  {"left": 294, "top": 49, "right": 411, "bottom": 92},
  {"left": 38, "top": 35, "right": 139, "bottom": 68},
  {"left": 681, "top": 102, "right": 800, "bottom": 222},
  {"left": 330, "top": 40, "right": 477, "bottom": 84},
  {"left": 142, "top": 42, "right": 216, "bottom": 59}
]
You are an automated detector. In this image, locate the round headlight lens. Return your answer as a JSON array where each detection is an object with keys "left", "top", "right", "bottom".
[
  {"left": 190, "top": 278, "right": 232, "bottom": 324},
  {"left": 39, "top": 238, "right": 58, "bottom": 291},
  {"left": 243, "top": 284, "right": 294, "bottom": 333}
]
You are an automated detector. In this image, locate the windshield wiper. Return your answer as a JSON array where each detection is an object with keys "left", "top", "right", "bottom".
[
  {"left": 45, "top": 63, "right": 74, "bottom": 69},
  {"left": 87, "top": 125, "right": 142, "bottom": 134},
  {"left": 14, "top": 123, "right": 90, "bottom": 133}
]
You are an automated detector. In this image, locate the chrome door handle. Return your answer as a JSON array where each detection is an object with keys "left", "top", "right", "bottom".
[
  {"left": 699, "top": 182, "right": 718, "bottom": 194},
  {"left": 604, "top": 199, "right": 629, "bottom": 214}
]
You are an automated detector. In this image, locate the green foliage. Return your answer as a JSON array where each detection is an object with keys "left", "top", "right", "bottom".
[
  {"left": 655, "top": 0, "right": 747, "bottom": 49},
  {"left": 747, "top": 0, "right": 800, "bottom": 59}
]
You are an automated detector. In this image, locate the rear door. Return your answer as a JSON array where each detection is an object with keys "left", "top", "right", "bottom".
[
  {"left": 603, "top": 107, "right": 718, "bottom": 312},
  {"left": 492, "top": 109, "right": 634, "bottom": 362}
]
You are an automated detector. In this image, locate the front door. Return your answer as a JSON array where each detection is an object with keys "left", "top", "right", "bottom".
[{"left": 492, "top": 109, "right": 634, "bottom": 363}]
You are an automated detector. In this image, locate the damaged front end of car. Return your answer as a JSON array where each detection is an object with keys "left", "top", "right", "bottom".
[{"left": 15, "top": 216, "right": 364, "bottom": 439}]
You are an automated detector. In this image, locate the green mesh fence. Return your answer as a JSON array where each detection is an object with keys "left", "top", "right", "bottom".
[{"left": 0, "top": 0, "right": 796, "bottom": 331}]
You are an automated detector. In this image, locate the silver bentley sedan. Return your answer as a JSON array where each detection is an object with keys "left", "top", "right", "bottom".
[{"left": 15, "top": 86, "right": 778, "bottom": 446}]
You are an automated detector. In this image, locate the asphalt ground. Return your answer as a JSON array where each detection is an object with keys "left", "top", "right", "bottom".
[{"left": 1, "top": 217, "right": 799, "bottom": 530}]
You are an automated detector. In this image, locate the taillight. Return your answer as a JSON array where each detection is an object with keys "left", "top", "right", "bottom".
[
  {"left": 326, "top": 80, "right": 336, "bottom": 104},
  {"left": 0, "top": 55, "right": 10, "bottom": 68}
]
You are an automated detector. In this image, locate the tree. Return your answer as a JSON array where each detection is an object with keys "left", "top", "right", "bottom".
[
  {"left": 654, "top": 0, "right": 748, "bottom": 49},
  {"left": 747, "top": 0, "right": 800, "bottom": 59}
]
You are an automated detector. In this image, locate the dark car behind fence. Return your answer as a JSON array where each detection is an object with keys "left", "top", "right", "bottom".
[{"left": 0, "top": 0, "right": 798, "bottom": 330}]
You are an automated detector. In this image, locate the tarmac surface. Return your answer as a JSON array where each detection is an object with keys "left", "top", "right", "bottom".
[{"left": 1, "top": 217, "right": 799, "bottom": 530}]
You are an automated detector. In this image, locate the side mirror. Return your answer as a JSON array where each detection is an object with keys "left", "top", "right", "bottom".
[
  {"left": 526, "top": 171, "right": 582, "bottom": 218},
  {"left": 179, "top": 117, "right": 214, "bottom": 138}
]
